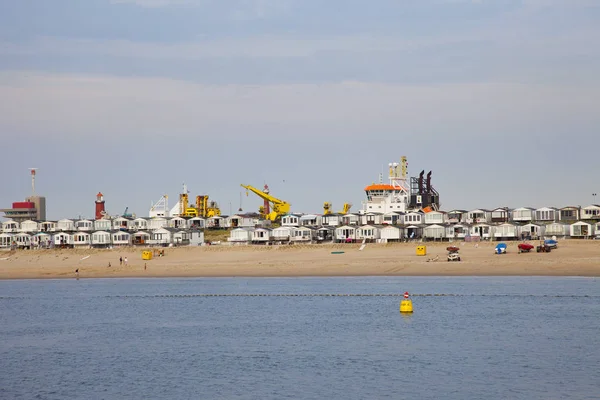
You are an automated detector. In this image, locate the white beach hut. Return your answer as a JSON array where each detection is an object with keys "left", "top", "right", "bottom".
[
  {"left": 291, "top": 227, "right": 315, "bottom": 243},
  {"left": 53, "top": 232, "right": 73, "bottom": 247},
  {"left": 447, "top": 210, "right": 467, "bottom": 224},
  {"left": 534, "top": 207, "right": 558, "bottom": 223},
  {"left": 149, "top": 228, "right": 172, "bottom": 246},
  {"left": 206, "top": 216, "right": 226, "bottom": 229},
  {"left": 447, "top": 224, "right": 468, "bottom": 240},
  {"left": 147, "top": 217, "right": 167, "bottom": 231},
  {"left": 188, "top": 217, "right": 206, "bottom": 229},
  {"left": 519, "top": 223, "right": 545, "bottom": 240},
  {"left": 112, "top": 217, "right": 131, "bottom": 230},
  {"left": 405, "top": 225, "right": 422, "bottom": 240},
  {"left": 335, "top": 225, "right": 357, "bottom": 243},
  {"left": 511, "top": 207, "right": 535, "bottom": 223},
  {"left": 169, "top": 217, "right": 188, "bottom": 230},
  {"left": 19, "top": 220, "right": 39, "bottom": 233},
  {"left": 341, "top": 213, "right": 360, "bottom": 226},
  {"left": 0, "top": 233, "right": 14, "bottom": 249},
  {"left": 424, "top": 211, "right": 447, "bottom": 225},
  {"left": 132, "top": 217, "right": 149, "bottom": 231},
  {"left": 595, "top": 222, "right": 600, "bottom": 239},
  {"left": 272, "top": 227, "right": 293, "bottom": 243},
  {"left": 470, "top": 224, "right": 493, "bottom": 240},
  {"left": 382, "top": 212, "right": 402, "bottom": 226},
  {"left": 113, "top": 231, "right": 132, "bottom": 246},
  {"left": 403, "top": 212, "right": 423, "bottom": 225},
  {"left": 75, "top": 219, "right": 94, "bottom": 231},
  {"left": 360, "top": 213, "right": 384, "bottom": 226},
  {"left": 32, "top": 232, "right": 51, "bottom": 248},
  {"left": 570, "top": 221, "right": 593, "bottom": 238},
  {"left": 40, "top": 221, "right": 57, "bottom": 232},
  {"left": 544, "top": 222, "right": 569, "bottom": 238},
  {"left": 281, "top": 214, "right": 301, "bottom": 227},
  {"left": 581, "top": 205, "right": 600, "bottom": 221},
  {"left": 321, "top": 214, "right": 342, "bottom": 227},
  {"left": 251, "top": 228, "right": 272, "bottom": 244},
  {"left": 493, "top": 223, "right": 519, "bottom": 240},
  {"left": 130, "top": 231, "right": 147, "bottom": 246},
  {"left": 299, "top": 214, "right": 321, "bottom": 227},
  {"left": 94, "top": 219, "right": 112, "bottom": 231},
  {"left": 92, "top": 231, "right": 111, "bottom": 247},
  {"left": 380, "top": 225, "right": 403, "bottom": 243},
  {"left": 316, "top": 227, "right": 335, "bottom": 242},
  {"left": 2, "top": 220, "right": 19, "bottom": 233},
  {"left": 73, "top": 232, "right": 92, "bottom": 248},
  {"left": 466, "top": 209, "right": 491, "bottom": 224},
  {"left": 228, "top": 228, "right": 254, "bottom": 244},
  {"left": 172, "top": 230, "right": 190, "bottom": 246},
  {"left": 356, "top": 225, "right": 381, "bottom": 242},
  {"left": 559, "top": 206, "right": 580, "bottom": 222},
  {"left": 57, "top": 219, "right": 75, "bottom": 232},
  {"left": 491, "top": 207, "right": 511, "bottom": 224},
  {"left": 14, "top": 233, "right": 32, "bottom": 249},
  {"left": 423, "top": 224, "right": 446, "bottom": 240}
]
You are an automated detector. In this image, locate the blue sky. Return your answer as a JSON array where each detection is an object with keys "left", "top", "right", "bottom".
[{"left": 1, "top": 0, "right": 599, "bottom": 219}]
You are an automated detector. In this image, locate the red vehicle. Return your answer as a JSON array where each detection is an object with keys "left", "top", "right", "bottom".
[{"left": 518, "top": 243, "right": 534, "bottom": 253}]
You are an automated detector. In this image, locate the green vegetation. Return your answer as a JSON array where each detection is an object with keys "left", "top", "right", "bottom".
[{"left": 204, "top": 229, "right": 231, "bottom": 243}]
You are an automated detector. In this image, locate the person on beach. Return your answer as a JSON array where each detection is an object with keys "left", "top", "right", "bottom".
[
  {"left": 120, "top": 256, "right": 123, "bottom": 266},
  {"left": 144, "top": 263, "right": 147, "bottom": 270},
  {"left": 124, "top": 257, "right": 128, "bottom": 266}
]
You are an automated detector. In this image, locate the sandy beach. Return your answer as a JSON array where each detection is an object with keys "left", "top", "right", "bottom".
[{"left": 0, "top": 240, "right": 599, "bottom": 279}]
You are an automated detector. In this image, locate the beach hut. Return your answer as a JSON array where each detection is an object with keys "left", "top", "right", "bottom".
[
  {"left": 228, "top": 214, "right": 256, "bottom": 228},
  {"left": 570, "top": 221, "right": 593, "bottom": 238},
  {"left": 544, "top": 222, "right": 569, "bottom": 238},
  {"left": 299, "top": 214, "right": 322, "bottom": 227},
  {"left": 341, "top": 213, "right": 360, "bottom": 226},
  {"left": 470, "top": 224, "right": 493, "bottom": 240},
  {"left": 534, "top": 207, "right": 558, "bottom": 223},
  {"left": 132, "top": 217, "right": 149, "bottom": 231},
  {"left": 334, "top": 225, "right": 357, "bottom": 243},
  {"left": 14, "top": 233, "right": 32, "bottom": 249},
  {"left": 94, "top": 219, "right": 112, "bottom": 231},
  {"left": 147, "top": 217, "right": 168, "bottom": 230},
  {"left": 595, "top": 222, "right": 600, "bottom": 239},
  {"left": 188, "top": 217, "right": 206, "bottom": 230},
  {"left": 40, "top": 221, "right": 57, "bottom": 232},
  {"left": 382, "top": 212, "right": 402, "bottom": 226},
  {"left": 380, "top": 226, "right": 403, "bottom": 243},
  {"left": 423, "top": 224, "right": 446, "bottom": 240},
  {"left": 2, "top": 220, "right": 19, "bottom": 233},
  {"left": 493, "top": 223, "right": 518, "bottom": 240},
  {"left": 112, "top": 217, "right": 131, "bottom": 230},
  {"left": 130, "top": 231, "right": 147, "bottom": 246},
  {"left": 403, "top": 212, "right": 423, "bottom": 225},
  {"left": 32, "top": 232, "right": 51, "bottom": 248},
  {"left": 172, "top": 230, "right": 190, "bottom": 246},
  {"left": 0, "top": 233, "right": 14, "bottom": 249},
  {"left": 321, "top": 214, "right": 342, "bottom": 227},
  {"left": 316, "top": 227, "right": 335, "bottom": 242},
  {"left": 92, "top": 231, "right": 111, "bottom": 247},
  {"left": 360, "top": 213, "right": 384, "bottom": 226},
  {"left": 73, "top": 232, "right": 92, "bottom": 248},
  {"left": 57, "top": 219, "right": 75, "bottom": 232},
  {"left": 580, "top": 205, "right": 600, "bottom": 221},
  {"left": 281, "top": 214, "right": 301, "bottom": 227},
  {"left": 446, "top": 224, "right": 468, "bottom": 240},
  {"left": 272, "top": 226, "right": 293, "bottom": 243},
  {"left": 75, "top": 219, "right": 94, "bottom": 231},
  {"left": 511, "top": 207, "right": 535, "bottom": 223},
  {"left": 149, "top": 228, "right": 172, "bottom": 246},
  {"left": 53, "top": 232, "right": 73, "bottom": 247},
  {"left": 405, "top": 225, "right": 422, "bottom": 240},
  {"left": 519, "top": 223, "right": 544, "bottom": 240},
  {"left": 447, "top": 210, "right": 467, "bottom": 224},
  {"left": 491, "top": 208, "right": 511, "bottom": 224},
  {"left": 18, "top": 220, "right": 39, "bottom": 233},
  {"left": 466, "top": 209, "right": 491, "bottom": 224},
  {"left": 206, "top": 216, "right": 226, "bottom": 229},
  {"left": 251, "top": 228, "right": 272, "bottom": 244},
  {"left": 424, "top": 211, "right": 447, "bottom": 225},
  {"left": 169, "top": 217, "right": 188, "bottom": 230},
  {"left": 291, "top": 227, "right": 315, "bottom": 243},
  {"left": 559, "top": 206, "right": 580, "bottom": 223},
  {"left": 228, "top": 228, "right": 254, "bottom": 244},
  {"left": 356, "top": 225, "right": 381, "bottom": 242},
  {"left": 189, "top": 231, "right": 204, "bottom": 246}
]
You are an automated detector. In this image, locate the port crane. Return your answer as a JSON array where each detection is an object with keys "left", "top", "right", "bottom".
[
  {"left": 240, "top": 183, "right": 290, "bottom": 221},
  {"left": 323, "top": 202, "right": 352, "bottom": 215},
  {"left": 179, "top": 184, "right": 221, "bottom": 218}
]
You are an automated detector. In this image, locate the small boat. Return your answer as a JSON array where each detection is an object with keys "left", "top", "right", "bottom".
[
  {"left": 446, "top": 246, "right": 460, "bottom": 253},
  {"left": 331, "top": 251, "right": 345, "bottom": 254},
  {"left": 495, "top": 243, "right": 507, "bottom": 254},
  {"left": 544, "top": 239, "right": 558, "bottom": 249},
  {"left": 518, "top": 243, "right": 534, "bottom": 253}
]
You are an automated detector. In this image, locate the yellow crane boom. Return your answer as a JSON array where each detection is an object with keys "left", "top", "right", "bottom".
[
  {"left": 323, "top": 202, "right": 352, "bottom": 215},
  {"left": 240, "top": 184, "right": 291, "bottom": 221}
]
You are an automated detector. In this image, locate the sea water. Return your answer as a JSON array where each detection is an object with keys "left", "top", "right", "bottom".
[{"left": 1, "top": 277, "right": 599, "bottom": 400}]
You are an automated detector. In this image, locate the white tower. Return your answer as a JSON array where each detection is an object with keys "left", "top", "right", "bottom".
[{"left": 29, "top": 168, "right": 38, "bottom": 195}]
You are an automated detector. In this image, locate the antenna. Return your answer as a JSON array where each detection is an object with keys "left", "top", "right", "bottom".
[{"left": 29, "top": 168, "right": 38, "bottom": 195}]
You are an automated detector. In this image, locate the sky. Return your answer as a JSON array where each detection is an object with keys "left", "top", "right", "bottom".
[{"left": 1, "top": 0, "right": 599, "bottom": 220}]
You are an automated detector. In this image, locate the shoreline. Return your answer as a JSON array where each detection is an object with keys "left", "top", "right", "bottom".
[{"left": 1, "top": 241, "right": 599, "bottom": 280}]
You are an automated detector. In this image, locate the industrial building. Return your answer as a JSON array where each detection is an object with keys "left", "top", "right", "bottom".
[{"left": 0, "top": 169, "right": 46, "bottom": 222}]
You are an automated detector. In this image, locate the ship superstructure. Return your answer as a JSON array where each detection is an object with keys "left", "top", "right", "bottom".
[{"left": 359, "top": 156, "right": 440, "bottom": 214}]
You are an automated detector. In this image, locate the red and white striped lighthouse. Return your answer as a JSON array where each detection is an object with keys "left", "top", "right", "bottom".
[{"left": 95, "top": 192, "right": 106, "bottom": 220}]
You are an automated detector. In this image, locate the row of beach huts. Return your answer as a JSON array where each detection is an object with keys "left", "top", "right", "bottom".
[{"left": 1, "top": 205, "right": 600, "bottom": 249}]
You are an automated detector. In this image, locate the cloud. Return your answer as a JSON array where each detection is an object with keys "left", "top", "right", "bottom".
[{"left": 1, "top": 71, "right": 598, "bottom": 141}]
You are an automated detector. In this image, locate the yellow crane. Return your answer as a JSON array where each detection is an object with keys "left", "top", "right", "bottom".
[
  {"left": 323, "top": 202, "right": 352, "bottom": 215},
  {"left": 240, "top": 184, "right": 291, "bottom": 221}
]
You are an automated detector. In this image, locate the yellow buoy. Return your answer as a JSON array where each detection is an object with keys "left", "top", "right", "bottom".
[
  {"left": 400, "top": 291, "right": 413, "bottom": 313},
  {"left": 400, "top": 299, "right": 413, "bottom": 313},
  {"left": 141, "top": 250, "right": 153, "bottom": 260},
  {"left": 416, "top": 245, "right": 427, "bottom": 256}
]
